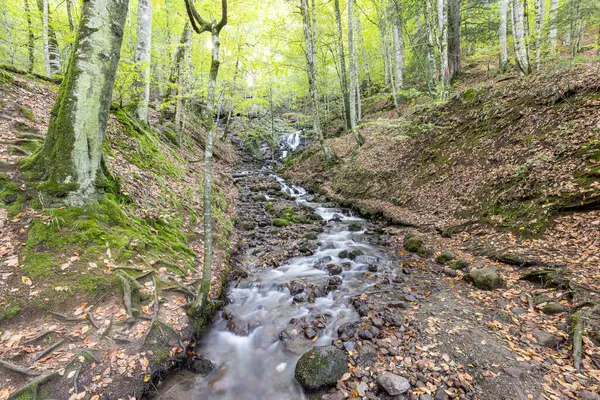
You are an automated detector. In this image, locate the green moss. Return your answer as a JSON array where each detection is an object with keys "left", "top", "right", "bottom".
[
  {"left": 19, "top": 105, "right": 37, "bottom": 122},
  {"left": 273, "top": 218, "right": 289, "bottom": 227},
  {"left": 0, "top": 302, "right": 21, "bottom": 321},
  {"left": 436, "top": 252, "right": 454, "bottom": 263}
]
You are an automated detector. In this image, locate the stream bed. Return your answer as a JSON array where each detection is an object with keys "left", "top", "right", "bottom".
[{"left": 158, "top": 157, "right": 398, "bottom": 400}]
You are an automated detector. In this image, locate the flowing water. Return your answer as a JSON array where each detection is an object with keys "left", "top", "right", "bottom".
[{"left": 159, "top": 142, "right": 395, "bottom": 400}]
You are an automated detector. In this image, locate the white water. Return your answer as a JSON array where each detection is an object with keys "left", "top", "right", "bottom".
[{"left": 280, "top": 131, "right": 302, "bottom": 159}]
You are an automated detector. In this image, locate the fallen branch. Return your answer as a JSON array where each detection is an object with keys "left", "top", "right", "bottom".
[
  {"left": 32, "top": 339, "right": 66, "bottom": 363},
  {"left": 7, "top": 372, "right": 58, "bottom": 400},
  {"left": 0, "top": 359, "right": 41, "bottom": 376},
  {"left": 571, "top": 311, "right": 584, "bottom": 373}
]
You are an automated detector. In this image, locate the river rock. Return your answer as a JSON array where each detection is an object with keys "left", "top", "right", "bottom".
[
  {"left": 326, "top": 263, "right": 343, "bottom": 275},
  {"left": 542, "top": 302, "right": 565, "bottom": 315},
  {"left": 377, "top": 372, "right": 410, "bottom": 396},
  {"left": 295, "top": 345, "right": 348, "bottom": 392},
  {"left": 188, "top": 355, "right": 215, "bottom": 375},
  {"left": 464, "top": 265, "right": 503, "bottom": 290},
  {"left": 337, "top": 321, "right": 359, "bottom": 340},
  {"left": 348, "top": 222, "right": 362, "bottom": 232},
  {"left": 403, "top": 233, "right": 425, "bottom": 255}
]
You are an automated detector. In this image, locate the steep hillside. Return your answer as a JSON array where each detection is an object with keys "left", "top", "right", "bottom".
[{"left": 0, "top": 68, "right": 237, "bottom": 399}]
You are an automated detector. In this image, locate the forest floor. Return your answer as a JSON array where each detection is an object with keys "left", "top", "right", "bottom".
[
  {"left": 0, "top": 68, "right": 238, "bottom": 399},
  {"left": 283, "top": 60, "right": 600, "bottom": 399}
]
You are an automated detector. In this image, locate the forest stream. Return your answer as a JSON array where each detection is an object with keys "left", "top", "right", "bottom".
[{"left": 157, "top": 134, "right": 398, "bottom": 399}]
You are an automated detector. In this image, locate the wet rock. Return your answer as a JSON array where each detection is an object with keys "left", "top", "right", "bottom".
[
  {"left": 338, "top": 250, "right": 349, "bottom": 259},
  {"left": 314, "top": 255, "right": 333, "bottom": 269},
  {"left": 304, "top": 327, "right": 317, "bottom": 340},
  {"left": 442, "top": 267, "right": 457, "bottom": 277},
  {"left": 355, "top": 381, "right": 369, "bottom": 396},
  {"left": 372, "top": 317, "right": 384, "bottom": 327},
  {"left": 348, "top": 249, "right": 364, "bottom": 260},
  {"left": 533, "top": 329, "right": 563, "bottom": 348},
  {"left": 436, "top": 251, "right": 454, "bottom": 264},
  {"left": 295, "top": 345, "right": 348, "bottom": 392},
  {"left": 388, "top": 301, "right": 408, "bottom": 309},
  {"left": 326, "top": 264, "right": 343, "bottom": 275},
  {"left": 359, "top": 329, "right": 373, "bottom": 340},
  {"left": 327, "top": 276, "right": 343, "bottom": 292},
  {"left": 337, "top": 322, "right": 359, "bottom": 340},
  {"left": 188, "top": 355, "right": 215, "bottom": 375},
  {"left": 434, "top": 388, "right": 449, "bottom": 400},
  {"left": 290, "top": 281, "right": 305, "bottom": 295},
  {"left": 403, "top": 234, "right": 425, "bottom": 255},
  {"left": 357, "top": 344, "right": 378, "bottom": 367},
  {"left": 542, "top": 302, "right": 565, "bottom": 315},
  {"left": 226, "top": 317, "right": 249, "bottom": 336},
  {"left": 377, "top": 372, "right": 410, "bottom": 396},
  {"left": 404, "top": 294, "right": 417, "bottom": 302},
  {"left": 368, "top": 264, "right": 378, "bottom": 272},
  {"left": 343, "top": 341, "right": 355, "bottom": 352},
  {"left": 464, "top": 265, "right": 503, "bottom": 290},
  {"left": 348, "top": 222, "right": 362, "bottom": 232},
  {"left": 303, "top": 232, "right": 318, "bottom": 240}
]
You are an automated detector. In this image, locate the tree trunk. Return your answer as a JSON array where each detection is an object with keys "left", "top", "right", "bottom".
[
  {"left": 25, "top": 0, "right": 35, "bottom": 73},
  {"left": 66, "top": 0, "right": 74, "bottom": 32},
  {"left": 347, "top": 0, "right": 364, "bottom": 145},
  {"left": 512, "top": 0, "right": 531, "bottom": 74},
  {"left": 548, "top": 0, "right": 559, "bottom": 54},
  {"left": 356, "top": 15, "right": 370, "bottom": 90},
  {"left": 1, "top": 0, "right": 14, "bottom": 65},
  {"left": 353, "top": 9, "right": 362, "bottom": 122},
  {"left": 133, "top": 0, "right": 152, "bottom": 122},
  {"left": 334, "top": 0, "right": 351, "bottom": 131},
  {"left": 437, "top": 0, "right": 449, "bottom": 94},
  {"left": 499, "top": 0, "right": 509, "bottom": 71},
  {"left": 391, "top": 7, "right": 404, "bottom": 92},
  {"left": 160, "top": 22, "right": 191, "bottom": 123},
  {"left": 425, "top": 0, "right": 438, "bottom": 92},
  {"left": 223, "top": 56, "right": 240, "bottom": 140},
  {"left": 447, "top": 0, "right": 460, "bottom": 80},
  {"left": 39, "top": 0, "right": 62, "bottom": 76},
  {"left": 300, "top": 0, "right": 332, "bottom": 160},
  {"left": 533, "top": 0, "right": 545, "bottom": 69},
  {"left": 25, "top": 0, "right": 129, "bottom": 206}
]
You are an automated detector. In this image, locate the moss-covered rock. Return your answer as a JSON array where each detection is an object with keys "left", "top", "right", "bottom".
[
  {"left": 348, "top": 222, "right": 362, "bottom": 232},
  {"left": 403, "top": 233, "right": 425, "bottom": 255},
  {"left": 464, "top": 265, "right": 503, "bottom": 290},
  {"left": 450, "top": 260, "right": 469, "bottom": 270},
  {"left": 542, "top": 302, "right": 565, "bottom": 315},
  {"left": 294, "top": 345, "right": 348, "bottom": 392},
  {"left": 436, "top": 251, "right": 455, "bottom": 264},
  {"left": 273, "top": 218, "right": 289, "bottom": 227}
]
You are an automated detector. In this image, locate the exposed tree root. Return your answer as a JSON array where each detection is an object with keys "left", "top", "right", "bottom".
[
  {"left": 32, "top": 339, "right": 66, "bottom": 363},
  {"left": 22, "top": 330, "right": 56, "bottom": 345},
  {"left": 117, "top": 271, "right": 137, "bottom": 321},
  {"left": 98, "top": 318, "right": 113, "bottom": 340},
  {"left": 86, "top": 312, "right": 100, "bottom": 329},
  {"left": 142, "top": 276, "right": 160, "bottom": 345},
  {"left": 165, "top": 276, "right": 196, "bottom": 300},
  {"left": 0, "top": 359, "right": 41, "bottom": 376},
  {"left": 7, "top": 372, "right": 58, "bottom": 400},
  {"left": 49, "top": 311, "right": 84, "bottom": 322}
]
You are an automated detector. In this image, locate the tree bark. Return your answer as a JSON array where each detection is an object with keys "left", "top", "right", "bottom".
[
  {"left": 25, "top": 0, "right": 35, "bottom": 73},
  {"left": 511, "top": 0, "right": 531, "bottom": 74},
  {"left": 447, "top": 0, "right": 460, "bottom": 80},
  {"left": 391, "top": 4, "right": 404, "bottom": 92},
  {"left": 1, "top": 0, "right": 14, "bottom": 65},
  {"left": 548, "top": 0, "right": 559, "bottom": 54},
  {"left": 356, "top": 14, "right": 370, "bottom": 90},
  {"left": 223, "top": 55, "right": 240, "bottom": 139},
  {"left": 300, "top": 0, "right": 332, "bottom": 160},
  {"left": 334, "top": 0, "right": 351, "bottom": 131},
  {"left": 133, "top": 0, "right": 152, "bottom": 122},
  {"left": 160, "top": 22, "right": 191, "bottom": 124},
  {"left": 437, "top": 0, "right": 449, "bottom": 93},
  {"left": 533, "top": 0, "right": 545, "bottom": 69},
  {"left": 499, "top": 0, "right": 509, "bottom": 71},
  {"left": 425, "top": 0, "right": 438, "bottom": 92},
  {"left": 66, "top": 0, "right": 74, "bottom": 32},
  {"left": 26, "top": 0, "right": 129, "bottom": 205},
  {"left": 183, "top": 0, "right": 228, "bottom": 315},
  {"left": 347, "top": 0, "right": 364, "bottom": 145},
  {"left": 38, "top": 0, "right": 62, "bottom": 76}
]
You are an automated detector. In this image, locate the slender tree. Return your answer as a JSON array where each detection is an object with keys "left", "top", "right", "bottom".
[
  {"left": 300, "top": 0, "right": 332, "bottom": 160},
  {"left": 334, "top": 0, "right": 352, "bottom": 131},
  {"left": 548, "top": 0, "right": 559, "bottom": 55},
  {"left": 533, "top": 0, "right": 545, "bottom": 70},
  {"left": 447, "top": 0, "right": 460, "bottom": 80},
  {"left": 24, "top": 0, "right": 130, "bottom": 205},
  {"left": 391, "top": 2, "right": 404, "bottom": 92},
  {"left": 499, "top": 0, "right": 509, "bottom": 71},
  {"left": 133, "top": 0, "right": 153, "bottom": 122},
  {"left": 25, "top": 0, "right": 35, "bottom": 73},
  {"left": 1, "top": 0, "right": 14, "bottom": 65},
  {"left": 512, "top": 0, "right": 531, "bottom": 74},
  {"left": 348, "top": 0, "right": 364, "bottom": 145},
  {"left": 183, "top": 0, "right": 228, "bottom": 315},
  {"left": 38, "top": 0, "right": 62, "bottom": 76},
  {"left": 437, "top": 0, "right": 449, "bottom": 93}
]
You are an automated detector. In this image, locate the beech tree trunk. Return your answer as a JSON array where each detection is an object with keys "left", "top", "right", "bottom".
[
  {"left": 334, "top": 0, "right": 351, "bottom": 131},
  {"left": 356, "top": 15, "right": 370, "bottom": 90},
  {"left": 425, "top": 0, "right": 438, "bottom": 92},
  {"left": 437, "top": 0, "right": 449, "bottom": 93},
  {"left": 499, "top": 0, "right": 509, "bottom": 71},
  {"left": 160, "top": 22, "right": 191, "bottom": 125},
  {"left": 66, "top": 0, "right": 74, "bottom": 32},
  {"left": 1, "top": 0, "right": 14, "bottom": 65},
  {"left": 447, "top": 0, "right": 460, "bottom": 80},
  {"left": 39, "top": 0, "right": 62, "bottom": 76},
  {"left": 26, "top": 0, "right": 129, "bottom": 206},
  {"left": 133, "top": 0, "right": 152, "bottom": 122},
  {"left": 512, "top": 0, "right": 531, "bottom": 74},
  {"left": 300, "top": 0, "right": 332, "bottom": 160},
  {"left": 391, "top": 6, "right": 404, "bottom": 92},
  {"left": 534, "top": 0, "right": 545, "bottom": 69},
  {"left": 25, "top": 0, "right": 35, "bottom": 73},
  {"left": 347, "top": 0, "right": 364, "bottom": 145},
  {"left": 548, "top": 0, "right": 559, "bottom": 54}
]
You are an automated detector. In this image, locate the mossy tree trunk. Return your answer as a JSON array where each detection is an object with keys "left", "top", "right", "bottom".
[
  {"left": 25, "top": 0, "right": 35, "bottom": 73},
  {"left": 38, "top": 0, "right": 62, "bottom": 76},
  {"left": 499, "top": 0, "right": 509, "bottom": 71},
  {"left": 183, "top": 0, "right": 227, "bottom": 316},
  {"left": 25, "top": 0, "right": 129, "bottom": 206},
  {"left": 333, "top": 0, "right": 351, "bottom": 131}
]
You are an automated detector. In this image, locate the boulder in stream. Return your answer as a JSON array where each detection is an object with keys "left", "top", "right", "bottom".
[{"left": 295, "top": 345, "right": 348, "bottom": 392}]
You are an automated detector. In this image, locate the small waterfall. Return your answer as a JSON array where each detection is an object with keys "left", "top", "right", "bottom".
[{"left": 280, "top": 130, "right": 302, "bottom": 159}]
